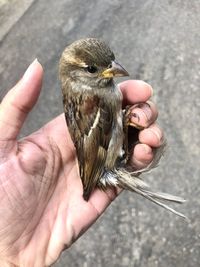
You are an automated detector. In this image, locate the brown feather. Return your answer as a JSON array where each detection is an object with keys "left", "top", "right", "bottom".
[
  {"left": 63, "top": 90, "right": 115, "bottom": 200},
  {"left": 59, "top": 38, "right": 186, "bottom": 218}
]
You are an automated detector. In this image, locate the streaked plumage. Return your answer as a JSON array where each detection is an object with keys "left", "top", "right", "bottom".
[{"left": 59, "top": 38, "right": 186, "bottom": 219}]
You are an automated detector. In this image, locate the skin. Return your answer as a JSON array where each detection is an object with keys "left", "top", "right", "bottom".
[{"left": 0, "top": 60, "right": 163, "bottom": 267}]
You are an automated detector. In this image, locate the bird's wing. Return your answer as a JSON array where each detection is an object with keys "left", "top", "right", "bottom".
[{"left": 64, "top": 94, "right": 113, "bottom": 200}]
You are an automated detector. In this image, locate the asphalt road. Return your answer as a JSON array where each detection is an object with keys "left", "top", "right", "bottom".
[{"left": 0, "top": 1, "right": 200, "bottom": 267}]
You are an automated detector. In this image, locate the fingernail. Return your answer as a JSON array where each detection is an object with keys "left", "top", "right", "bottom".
[
  {"left": 138, "top": 103, "right": 152, "bottom": 121},
  {"left": 150, "top": 127, "right": 162, "bottom": 143},
  {"left": 130, "top": 103, "right": 152, "bottom": 127},
  {"left": 23, "top": 59, "right": 38, "bottom": 82}
]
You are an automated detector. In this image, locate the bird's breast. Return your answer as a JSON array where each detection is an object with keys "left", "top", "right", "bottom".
[{"left": 103, "top": 85, "right": 124, "bottom": 169}]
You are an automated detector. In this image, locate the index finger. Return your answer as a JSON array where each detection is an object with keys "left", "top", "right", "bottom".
[{"left": 119, "top": 80, "right": 153, "bottom": 107}]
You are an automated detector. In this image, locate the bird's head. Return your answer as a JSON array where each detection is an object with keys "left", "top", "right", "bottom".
[{"left": 59, "top": 38, "right": 129, "bottom": 88}]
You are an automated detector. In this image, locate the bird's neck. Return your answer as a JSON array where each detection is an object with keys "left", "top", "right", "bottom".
[{"left": 64, "top": 77, "right": 115, "bottom": 95}]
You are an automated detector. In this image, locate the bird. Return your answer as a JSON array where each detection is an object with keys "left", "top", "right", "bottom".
[{"left": 59, "top": 38, "right": 186, "bottom": 219}]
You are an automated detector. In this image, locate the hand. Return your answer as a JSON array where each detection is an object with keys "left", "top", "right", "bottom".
[{"left": 0, "top": 60, "right": 163, "bottom": 267}]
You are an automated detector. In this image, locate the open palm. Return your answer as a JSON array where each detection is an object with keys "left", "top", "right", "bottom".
[{"left": 0, "top": 60, "right": 162, "bottom": 267}]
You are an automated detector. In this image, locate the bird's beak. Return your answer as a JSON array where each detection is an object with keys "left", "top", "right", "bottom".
[{"left": 101, "top": 61, "right": 129, "bottom": 78}]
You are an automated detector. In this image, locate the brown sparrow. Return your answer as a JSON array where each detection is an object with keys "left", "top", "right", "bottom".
[{"left": 59, "top": 38, "right": 186, "bottom": 218}]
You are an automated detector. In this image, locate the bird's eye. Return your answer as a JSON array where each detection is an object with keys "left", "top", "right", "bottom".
[{"left": 86, "top": 65, "right": 98, "bottom": 73}]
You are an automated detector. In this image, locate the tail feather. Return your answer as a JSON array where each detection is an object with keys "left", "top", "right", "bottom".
[
  {"left": 100, "top": 140, "right": 187, "bottom": 219},
  {"left": 111, "top": 168, "right": 187, "bottom": 220},
  {"left": 132, "top": 187, "right": 187, "bottom": 219},
  {"left": 140, "top": 190, "right": 186, "bottom": 204}
]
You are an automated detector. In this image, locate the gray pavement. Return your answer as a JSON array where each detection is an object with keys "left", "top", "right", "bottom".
[{"left": 0, "top": 1, "right": 200, "bottom": 266}]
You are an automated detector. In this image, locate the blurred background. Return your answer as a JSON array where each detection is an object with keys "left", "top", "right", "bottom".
[{"left": 0, "top": 1, "right": 200, "bottom": 266}]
